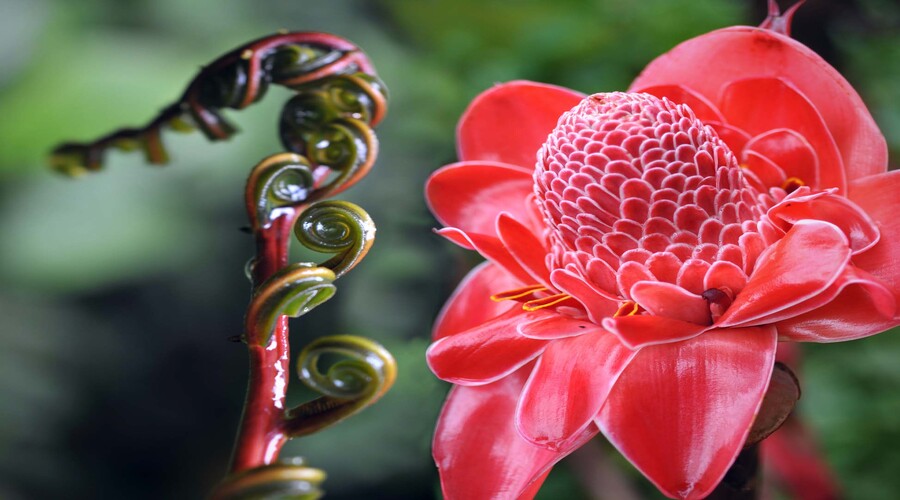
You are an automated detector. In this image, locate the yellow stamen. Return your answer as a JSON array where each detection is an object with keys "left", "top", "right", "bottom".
[
  {"left": 781, "top": 176, "right": 805, "bottom": 193},
  {"left": 614, "top": 301, "right": 640, "bottom": 317},
  {"left": 491, "top": 284, "right": 548, "bottom": 302},
  {"left": 523, "top": 293, "right": 574, "bottom": 311}
]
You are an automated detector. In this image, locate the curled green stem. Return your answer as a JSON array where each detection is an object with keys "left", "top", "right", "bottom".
[
  {"left": 49, "top": 30, "right": 394, "bottom": 496},
  {"left": 280, "top": 73, "right": 385, "bottom": 200},
  {"left": 212, "top": 459, "right": 326, "bottom": 500},
  {"left": 49, "top": 32, "right": 387, "bottom": 181},
  {"left": 294, "top": 200, "right": 375, "bottom": 279},
  {"left": 245, "top": 264, "right": 336, "bottom": 347},
  {"left": 283, "top": 335, "right": 397, "bottom": 438},
  {"left": 244, "top": 153, "right": 316, "bottom": 231}
]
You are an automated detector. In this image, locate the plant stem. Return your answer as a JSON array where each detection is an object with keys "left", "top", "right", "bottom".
[
  {"left": 229, "top": 213, "right": 297, "bottom": 473},
  {"left": 708, "top": 444, "right": 760, "bottom": 500}
]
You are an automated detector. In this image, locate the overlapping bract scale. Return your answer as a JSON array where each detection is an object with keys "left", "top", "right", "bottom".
[{"left": 535, "top": 92, "right": 767, "bottom": 302}]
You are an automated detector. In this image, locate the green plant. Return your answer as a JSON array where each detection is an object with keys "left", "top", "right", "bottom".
[{"left": 50, "top": 31, "right": 395, "bottom": 499}]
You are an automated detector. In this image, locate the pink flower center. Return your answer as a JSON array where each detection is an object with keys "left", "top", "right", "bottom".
[{"left": 535, "top": 92, "right": 769, "bottom": 306}]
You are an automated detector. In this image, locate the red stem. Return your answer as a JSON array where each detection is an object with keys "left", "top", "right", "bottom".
[{"left": 229, "top": 213, "right": 297, "bottom": 473}]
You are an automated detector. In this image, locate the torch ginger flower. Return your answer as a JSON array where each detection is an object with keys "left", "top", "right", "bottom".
[{"left": 425, "top": 5, "right": 899, "bottom": 500}]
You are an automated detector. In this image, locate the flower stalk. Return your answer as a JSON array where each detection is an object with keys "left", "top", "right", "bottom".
[
  {"left": 50, "top": 32, "right": 395, "bottom": 498},
  {"left": 707, "top": 445, "right": 760, "bottom": 500}
]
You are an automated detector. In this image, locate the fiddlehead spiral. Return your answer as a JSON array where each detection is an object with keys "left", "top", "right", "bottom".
[
  {"left": 294, "top": 201, "right": 375, "bottom": 279},
  {"left": 278, "top": 73, "right": 385, "bottom": 200},
  {"left": 281, "top": 116, "right": 376, "bottom": 202},
  {"left": 49, "top": 32, "right": 387, "bottom": 177},
  {"left": 284, "top": 335, "right": 396, "bottom": 438},
  {"left": 245, "top": 264, "right": 336, "bottom": 347},
  {"left": 244, "top": 153, "right": 316, "bottom": 231},
  {"left": 212, "top": 458, "right": 326, "bottom": 500},
  {"left": 53, "top": 30, "right": 395, "bottom": 489}
]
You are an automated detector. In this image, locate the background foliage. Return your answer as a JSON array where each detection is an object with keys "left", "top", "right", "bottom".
[{"left": 0, "top": 0, "right": 897, "bottom": 498}]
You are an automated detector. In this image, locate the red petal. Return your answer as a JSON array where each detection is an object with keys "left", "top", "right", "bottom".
[
  {"left": 773, "top": 341, "right": 801, "bottom": 366},
  {"left": 752, "top": 263, "right": 894, "bottom": 324},
  {"left": 427, "top": 308, "right": 549, "bottom": 385},
  {"left": 518, "top": 471, "right": 551, "bottom": 500},
  {"left": 744, "top": 128, "right": 819, "bottom": 187},
  {"left": 457, "top": 81, "right": 585, "bottom": 168},
  {"left": 849, "top": 170, "right": 900, "bottom": 302},
  {"left": 719, "top": 221, "right": 851, "bottom": 327},
  {"left": 435, "top": 226, "right": 474, "bottom": 250},
  {"left": 676, "top": 259, "right": 711, "bottom": 295},
  {"left": 742, "top": 150, "right": 786, "bottom": 190},
  {"left": 436, "top": 227, "right": 536, "bottom": 285},
  {"left": 776, "top": 266, "right": 897, "bottom": 342},
  {"left": 718, "top": 77, "right": 844, "bottom": 192},
  {"left": 433, "top": 262, "right": 520, "bottom": 340},
  {"left": 517, "top": 332, "right": 636, "bottom": 449},
  {"left": 497, "top": 213, "right": 551, "bottom": 285},
  {"left": 704, "top": 261, "right": 748, "bottom": 295},
  {"left": 637, "top": 84, "right": 726, "bottom": 123},
  {"left": 630, "top": 281, "right": 711, "bottom": 325},
  {"left": 618, "top": 261, "right": 656, "bottom": 299},
  {"left": 767, "top": 188, "right": 879, "bottom": 254},
  {"left": 517, "top": 314, "right": 601, "bottom": 340},
  {"left": 550, "top": 268, "right": 619, "bottom": 323},
  {"left": 434, "top": 366, "right": 598, "bottom": 500},
  {"left": 602, "top": 314, "right": 707, "bottom": 349},
  {"left": 630, "top": 27, "right": 887, "bottom": 184},
  {"left": 596, "top": 326, "right": 778, "bottom": 500},
  {"left": 426, "top": 161, "right": 535, "bottom": 236}
]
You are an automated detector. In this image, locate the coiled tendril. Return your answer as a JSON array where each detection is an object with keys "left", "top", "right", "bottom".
[
  {"left": 212, "top": 458, "right": 325, "bottom": 500},
  {"left": 294, "top": 201, "right": 375, "bottom": 279},
  {"left": 49, "top": 32, "right": 387, "bottom": 179},
  {"left": 285, "top": 335, "right": 396, "bottom": 438},
  {"left": 244, "top": 153, "right": 317, "bottom": 231},
  {"left": 52, "top": 31, "right": 395, "bottom": 495},
  {"left": 245, "top": 264, "right": 337, "bottom": 347},
  {"left": 279, "top": 73, "right": 385, "bottom": 201},
  {"left": 243, "top": 201, "right": 373, "bottom": 346}
]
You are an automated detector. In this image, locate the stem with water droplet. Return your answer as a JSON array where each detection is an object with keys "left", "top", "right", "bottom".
[{"left": 229, "top": 213, "right": 297, "bottom": 472}]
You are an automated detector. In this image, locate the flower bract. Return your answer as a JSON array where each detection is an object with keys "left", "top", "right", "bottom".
[{"left": 426, "top": 8, "right": 898, "bottom": 500}]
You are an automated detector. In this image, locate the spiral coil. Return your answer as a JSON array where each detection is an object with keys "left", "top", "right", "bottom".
[
  {"left": 294, "top": 201, "right": 375, "bottom": 279},
  {"left": 245, "top": 264, "right": 337, "bottom": 347},
  {"left": 213, "top": 458, "right": 326, "bottom": 500},
  {"left": 285, "top": 335, "right": 397, "bottom": 438},
  {"left": 49, "top": 32, "right": 387, "bottom": 178},
  {"left": 53, "top": 31, "right": 395, "bottom": 498}
]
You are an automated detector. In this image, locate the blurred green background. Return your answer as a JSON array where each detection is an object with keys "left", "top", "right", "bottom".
[{"left": 0, "top": 0, "right": 898, "bottom": 498}]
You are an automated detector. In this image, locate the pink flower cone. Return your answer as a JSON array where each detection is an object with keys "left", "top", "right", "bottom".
[{"left": 425, "top": 5, "right": 898, "bottom": 499}]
